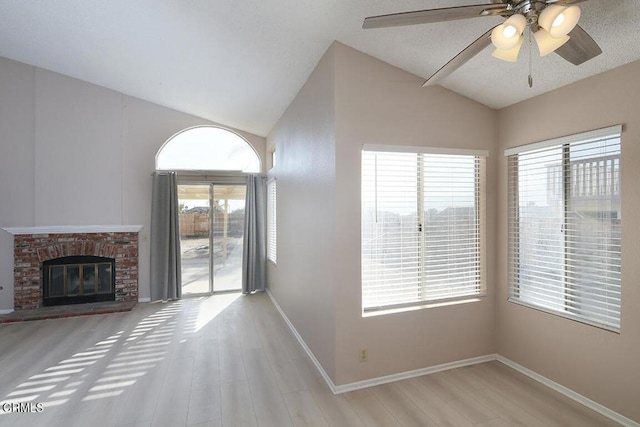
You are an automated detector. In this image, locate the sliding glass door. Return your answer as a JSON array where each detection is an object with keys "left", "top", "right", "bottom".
[
  {"left": 178, "top": 183, "right": 246, "bottom": 295},
  {"left": 211, "top": 185, "right": 246, "bottom": 292}
]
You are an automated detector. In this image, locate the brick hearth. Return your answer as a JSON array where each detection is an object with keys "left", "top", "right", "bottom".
[{"left": 7, "top": 227, "right": 140, "bottom": 310}]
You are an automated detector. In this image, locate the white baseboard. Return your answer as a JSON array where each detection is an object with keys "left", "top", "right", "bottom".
[
  {"left": 0, "top": 309, "right": 14, "bottom": 314},
  {"left": 266, "top": 289, "right": 339, "bottom": 393},
  {"left": 137, "top": 297, "right": 151, "bottom": 303},
  {"left": 265, "top": 291, "right": 638, "bottom": 425},
  {"left": 266, "top": 289, "right": 495, "bottom": 394},
  {"left": 496, "top": 355, "right": 640, "bottom": 427},
  {"left": 333, "top": 353, "right": 497, "bottom": 394}
]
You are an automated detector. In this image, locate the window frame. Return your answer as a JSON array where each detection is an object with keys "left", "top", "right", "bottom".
[
  {"left": 505, "top": 125, "right": 623, "bottom": 332},
  {"left": 266, "top": 178, "right": 277, "bottom": 265},
  {"left": 155, "top": 125, "right": 261, "bottom": 173},
  {"left": 361, "top": 145, "right": 488, "bottom": 314}
]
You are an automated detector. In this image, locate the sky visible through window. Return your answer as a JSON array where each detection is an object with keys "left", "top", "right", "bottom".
[{"left": 156, "top": 126, "right": 260, "bottom": 173}]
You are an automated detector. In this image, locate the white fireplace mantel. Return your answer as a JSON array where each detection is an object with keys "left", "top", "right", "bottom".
[{"left": 2, "top": 225, "right": 143, "bottom": 235}]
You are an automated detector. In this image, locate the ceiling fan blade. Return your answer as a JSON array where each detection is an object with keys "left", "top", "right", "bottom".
[
  {"left": 422, "top": 27, "right": 495, "bottom": 87},
  {"left": 554, "top": 25, "right": 602, "bottom": 65},
  {"left": 363, "top": 4, "right": 508, "bottom": 29}
]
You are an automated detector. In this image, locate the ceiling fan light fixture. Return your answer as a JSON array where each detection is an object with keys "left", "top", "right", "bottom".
[
  {"left": 362, "top": 2, "right": 605, "bottom": 86},
  {"left": 491, "top": 14, "right": 526, "bottom": 50},
  {"left": 534, "top": 28, "right": 570, "bottom": 56},
  {"left": 492, "top": 36, "right": 524, "bottom": 62},
  {"left": 538, "top": 5, "right": 581, "bottom": 38}
]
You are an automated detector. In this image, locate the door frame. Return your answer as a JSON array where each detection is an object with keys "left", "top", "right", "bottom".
[{"left": 178, "top": 174, "right": 248, "bottom": 296}]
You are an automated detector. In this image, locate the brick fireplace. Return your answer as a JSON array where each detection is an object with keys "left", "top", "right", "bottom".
[{"left": 4, "top": 226, "right": 142, "bottom": 310}]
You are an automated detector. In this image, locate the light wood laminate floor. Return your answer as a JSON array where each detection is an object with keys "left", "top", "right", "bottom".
[{"left": 0, "top": 292, "right": 621, "bottom": 426}]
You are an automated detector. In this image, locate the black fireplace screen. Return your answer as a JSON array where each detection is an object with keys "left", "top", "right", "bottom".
[{"left": 43, "top": 256, "right": 116, "bottom": 306}]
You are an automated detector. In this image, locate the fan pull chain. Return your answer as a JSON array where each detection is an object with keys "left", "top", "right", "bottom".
[{"left": 528, "top": 28, "right": 533, "bottom": 88}]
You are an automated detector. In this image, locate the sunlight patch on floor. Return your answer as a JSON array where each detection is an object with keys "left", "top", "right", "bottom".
[{"left": 193, "top": 292, "right": 241, "bottom": 333}]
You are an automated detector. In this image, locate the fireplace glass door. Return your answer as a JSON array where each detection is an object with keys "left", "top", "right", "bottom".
[
  {"left": 43, "top": 256, "right": 115, "bottom": 306},
  {"left": 178, "top": 183, "right": 246, "bottom": 295}
]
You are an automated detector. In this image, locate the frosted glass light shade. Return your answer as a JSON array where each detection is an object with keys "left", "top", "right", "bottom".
[
  {"left": 538, "top": 5, "right": 580, "bottom": 38},
  {"left": 534, "top": 28, "right": 570, "bottom": 56},
  {"left": 492, "top": 36, "right": 524, "bottom": 62},
  {"left": 491, "top": 14, "right": 527, "bottom": 50}
]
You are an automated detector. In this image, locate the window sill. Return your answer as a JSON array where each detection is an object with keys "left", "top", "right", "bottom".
[{"left": 363, "top": 294, "right": 486, "bottom": 318}]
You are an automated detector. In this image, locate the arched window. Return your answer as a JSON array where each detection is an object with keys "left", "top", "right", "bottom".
[{"left": 156, "top": 126, "right": 261, "bottom": 173}]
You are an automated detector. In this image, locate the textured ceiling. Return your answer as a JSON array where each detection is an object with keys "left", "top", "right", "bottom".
[{"left": 0, "top": 0, "right": 638, "bottom": 137}]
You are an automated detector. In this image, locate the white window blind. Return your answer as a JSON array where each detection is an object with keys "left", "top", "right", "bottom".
[
  {"left": 506, "top": 125, "right": 622, "bottom": 331},
  {"left": 362, "top": 147, "right": 486, "bottom": 313},
  {"left": 267, "top": 178, "right": 277, "bottom": 264}
]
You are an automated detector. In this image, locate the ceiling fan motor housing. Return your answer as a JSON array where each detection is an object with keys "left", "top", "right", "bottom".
[{"left": 503, "top": 0, "right": 553, "bottom": 28}]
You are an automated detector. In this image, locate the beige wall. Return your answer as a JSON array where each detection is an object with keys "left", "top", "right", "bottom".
[
  {"left": 266, "top": 46, "right": 337, "bottom": 379},
  {"left": 0, "top": 58, "right": 35, "bottom": 311},
  {"left": 268, "top": 43, "right": 640, "bottom": 422},
  {"left": 267, "top": 42, "right": 498, "bottom": 386},
  {"left": 497, "top": 60, "right": 640, "bottom": 422},
  {"left": 0, "top": 56, "right": 266, "bottom": 311},
  {"left": 332, "top": 43, "right": 498, "bottom": 385}
]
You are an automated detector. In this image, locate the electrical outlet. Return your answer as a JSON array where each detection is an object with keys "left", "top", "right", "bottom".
[{"left": 359, "top": 348, "right": 368, "bottom": 362}]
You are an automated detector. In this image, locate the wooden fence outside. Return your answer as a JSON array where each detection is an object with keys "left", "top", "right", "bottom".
[{"left": 179, "top": 212, "right": 244, "bottom": 238}]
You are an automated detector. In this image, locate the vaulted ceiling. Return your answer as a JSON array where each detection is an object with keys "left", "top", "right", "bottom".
[{"left": 1, "top": 0, "right": 638, "bottom": 137}]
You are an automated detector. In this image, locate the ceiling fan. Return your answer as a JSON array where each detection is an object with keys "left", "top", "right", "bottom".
[{"left": 362, "top": 0, "right": 602, "bottom": 87}]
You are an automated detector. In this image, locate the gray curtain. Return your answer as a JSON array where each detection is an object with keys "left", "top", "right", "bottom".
[
  {"left": 150, "top": 171, "right": 182, "bottom": 301},
  {"left": 243, "top": 174, "right": 266, "bottom": 293}
]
